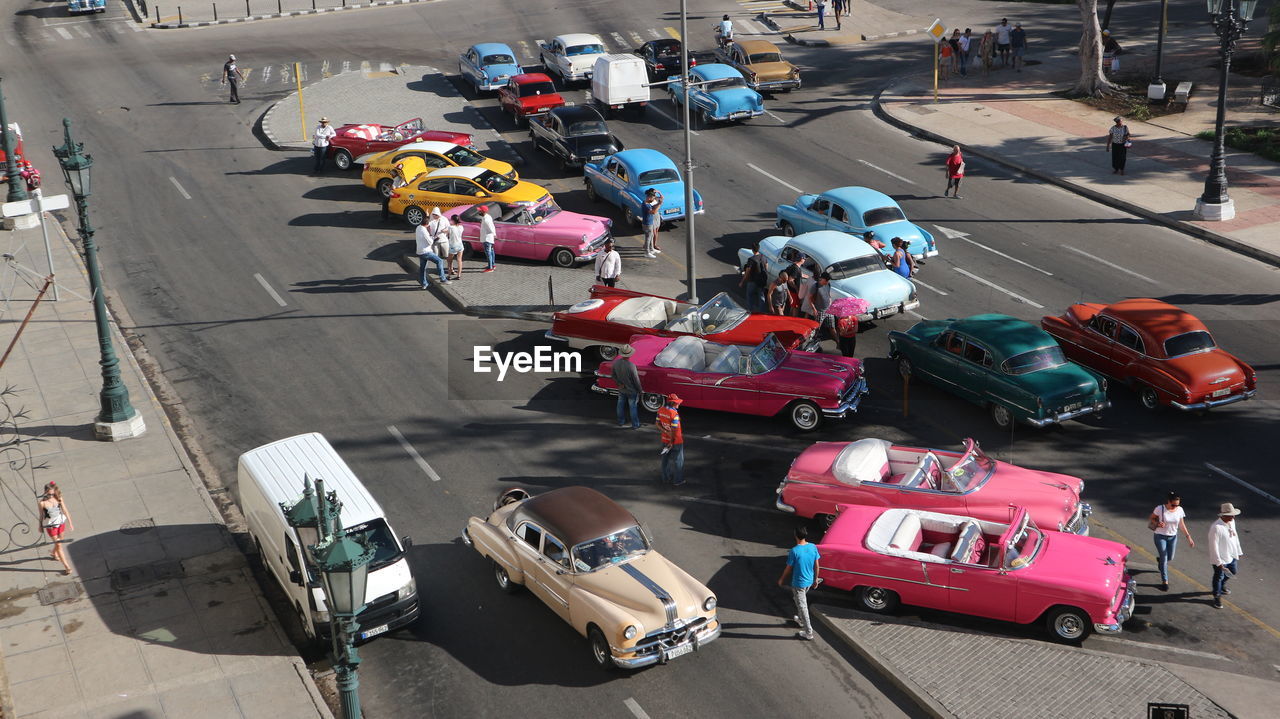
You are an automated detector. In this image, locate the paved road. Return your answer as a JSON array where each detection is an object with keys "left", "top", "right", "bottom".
[{"left": 5, "top": 0, "right": 1278, "bottom": 715}]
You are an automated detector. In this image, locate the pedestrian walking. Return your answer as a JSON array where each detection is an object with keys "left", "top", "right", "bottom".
[
  {"left": 948, "top": 30, "right": 962, "bottom": 74},
  {"left": 657, "top": 394, "right": 685, "bottom": 486},
  {"left": 414, "top": 210, "right": 449, "bottom": 288},
  {"left": 381, "top": 162, "right": 409, "bottom": 222},
  {"left": 643, "top": 188, "right": 663, "bottom": 257},
  {"left": 767, "top": 273, "right": 792, "bottom": 315},
  {"left": 447, "top": 214, "right": 466, "bottom": 279},
  {"left": 613, "top": 344, "right": 643, "bottom": 429},
  {"left": 937, "top": 39, "right": 952, "bottom": 81},
  {"left": 815, "top": 0, "right": 827, "bottom": 30},
  {"left": 478, "top": 205, "right": 497, "bottom": 271},
  {"left": 1208, "top": 503, "right": 1244, "bottom": 609},
  {"left": 1106, "top": 116, "right": 1131, "bottom": 175},
  {"left": 1149, "top": 492, "right": 1195, "bottom": 592},
  {"left": 995, "top": 18, "right": 1012, "bottom": 67},
  {"left": 739, "top": 242, "right": 768, "bottom": 313},
  {"left": 1010, "top": 22, "right": 1027, "bottom": 72},
  {"left": 979, "top": 30, "right": 995, "bottom": 76},
  {"left": 778, "top": 526, "right": 820, "bottom": 640},
  {"left": 944, "top": 145, "right": 965, "bottom": 198},
  {"left": 835, "top": 314, "right": 858, "bottom": 357},
  {"left": 1102, "top": 30, "right": 1123, "bottom": 74},
  {"left": 594, "top": 238, "right": 622, "bottom": 287},
  {"left": 311, "top": 117, "right": 336, "bottom": 174},
  {"left": 831, "top": 0, "right": 843, "bottom": 30},
  {"left": 958, "top": 29, "right": 973, "bottom": 76},
  {"left": 221, "top": 54, "right": 245, "bottom": 104},
  {"left": 37, "top": 482, "right": 73, "bottom": 575}
]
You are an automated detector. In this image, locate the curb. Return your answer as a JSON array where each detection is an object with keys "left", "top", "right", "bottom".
[
  {"left": 756, "top": 13, "right": 781, "bottom": 33},
  {"left": 862, "top": 27, "right": 926, "bottom": 42},
  {"left": 870, "top": 86, "right": 1280, "bottom": 270},
  {"left": 147, "top": 0, "right": 433, "bottom": 28},
  {"left": 814, "top": 611, "right": 952, "bottom": 719},
  {"left": 785, "top": 34, "right": 830, "bottom": 48}
]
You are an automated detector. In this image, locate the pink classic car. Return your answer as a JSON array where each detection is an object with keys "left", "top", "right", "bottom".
[
  {"left": 776, "top": 438, "right": 1090, "bottom": 534},
  {"left": 443, "top": 199, "right": 612, "bottom": 268},
  {"left": 594, "top": 333, "right": 867, "bottom": 432},
  {"left": 819, "top": 505, "right": 1134, "bottom": 643}
]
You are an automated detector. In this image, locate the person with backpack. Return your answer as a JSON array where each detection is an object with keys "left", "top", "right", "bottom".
[{"left": 739, "top": 242, "right": 768, "bottom": 313}]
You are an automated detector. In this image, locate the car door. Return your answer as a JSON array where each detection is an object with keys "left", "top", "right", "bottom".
[
  {"left": 910, "top": 330, "right": 962, "bottom": 386},
  {"left": 496, "top": 207, "right": 538, "bottom": 259},
  {"left": 461, "top": 49, "right": 479, "bottom": 84},
  {"left": 1078, "top": 314, "right": 1122, "bottom": 376},
  {"left": 546, "top": 114, "right": 569, "bottom": 160},
  {"left": 512, "top": 522, "right": 552, "bottom": 605},
  {"left": 828, "top": 201, "right": 857, "bottom": 234},
  {"left": 1108, "top": 322, "right": 1145, "bottom": 379},
  {"left": 609, "top": 159, "right": 631, "bottom": 208},
  {"left": 803, "top": 197, "right": 831, "bottom": 233},
  {"left": 945, "top": 558, "right": 1017, "bottom": 622},
  {"left": 499, "top": 80, "right": 517, "bottom": 113},
  {"left": 957, "top": 338, "right": 994, "bottom": 405},
  {"left": 526, "top": 531, "right": 573, "bottom": 622}
]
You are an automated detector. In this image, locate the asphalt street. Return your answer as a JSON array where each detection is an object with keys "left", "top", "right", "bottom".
[{"left": 5, "top": 0, "right": 1278, "bottom": 716}]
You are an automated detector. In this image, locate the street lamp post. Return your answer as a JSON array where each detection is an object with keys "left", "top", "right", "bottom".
[
  {"left": 678, "top": 0, "right": 698, "bottom": 303},
  {"left": 0, "top": 78, "right": 28, "bottom": 205},
  {"left": 1194, "top": 0, "right": 1258, "bottom": 222},
  {"left": 52, "top": 118, "right": 145, "bottom": 440},
  {"left": 1149, "top": 0, "right": 1170, "bottom": 101}
]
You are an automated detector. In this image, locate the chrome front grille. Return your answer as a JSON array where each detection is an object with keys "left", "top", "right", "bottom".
[{"left": 632, "top": 617, "right": 710, "bottom": 655}]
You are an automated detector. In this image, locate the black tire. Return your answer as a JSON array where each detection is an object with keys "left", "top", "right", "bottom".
[
  {"left": 597, "top": 345, "right": 621, "bottom": 361},
  {"left": 855, "top": 586, "right": 900, "bottom": 614},
  {"left": 641, "top": 392, "right": 665, "bottom": 412},
  {"left": 296, "top": 601, "right": 318, "bottom": 642},
  {"left": 585, "top": 180, "right": 600, "bottom": 202},
  {"left": 1138, "top": 384, "right": 1161, "bottom": 411},
  {"left": 376, "top": 178, "right": 394, "bottom": 198},
  {"left": 588, "top": 626, "right": 613, "bottom": 668},
  {"left": 1045, "top": 606, "right": 1090, "bottom": 643},
  {"left": 897, "top": 356, "right": 913, "bottom": 379},
  {"left": 404, "top": 206, "right": 427, "bottom": 227},
  {"left": 780, "top": 221, "right": 796, "bottom": 237},
  {"left": 788, "top": 400, "right": 822, "bottom": 432},
  {"left": 551, "top": 248, "right": 576, "bottom": 268},
  {"left": 697, "top": 110, "right": 708, "bottom": 130},
  {"left": 493, "top": 561, "right": 519, "bottom": 594},
  {"left": 623, "top": 205, "right": 639, "bottom": 227},
  {"left": 990, "top": 403, "right": 1014, "bottom": 429},
  {"left": 333, "top": 149, "right": 354, "bottom": 171}
]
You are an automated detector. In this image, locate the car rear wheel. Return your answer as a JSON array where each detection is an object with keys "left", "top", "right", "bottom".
[
  {"left": 787, "top": 400, "right": 822, "bottom": 432},
  {"left": 588, "top": 627, "right": 613, "bottom": 669},
  {"left": 551, "top": 248, "right": 576, "bottom": 268},
  {"left": 376, "top": 178, "right": 394, "bottom": 198},
  {"left": 1137, "top": 385, "right": 1161, "bottom": 411},
  {"left": 493, "top": 561, "right": 518, "bottom": 594},
  {"left": 405, "top": 206, "right": 427, "bottom": 227},
  {"left": 585, "top": 180, "right": 600, "bottom": 202},
  {"left": 855, "top": 586, "right": 900, "bottom": 614},
  {"left": 597, "top": 345, "right": 621, "bottom": 361},
  {"left": 333, "top": 149, "right": 354, "bottom": 171},
  {"left": 897, "top": 356, "right": 913, "bottom": 379},
  {"left": 990, "top": 403, "right": 1014, "bottom": 429},
  {"left": 623, "top": 206, "right": 639, "bottom": 227},
  {"left": 779, "top": 221, "right": 796, "bottom": 237},
  {"left": 641, "top": 392, "right": 665, "bottom": 412},
  {"left": 1045, "top": 606, "right": 1090, "bottom": 643}
]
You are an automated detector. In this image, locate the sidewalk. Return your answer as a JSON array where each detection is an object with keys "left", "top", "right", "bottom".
[{"left": 0, "top": 219, "right": 330, "bottom": 718}]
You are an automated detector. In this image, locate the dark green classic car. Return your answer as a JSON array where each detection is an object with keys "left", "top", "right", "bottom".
[{"left": 889, "top": 314, "right": 1110, "bottom": 428}]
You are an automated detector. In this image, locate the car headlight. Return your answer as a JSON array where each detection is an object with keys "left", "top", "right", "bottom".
[
  {"left": 909, "top": 288, "right": 918, "bottom": 301},
  {"left": 624, "top": 625, "right": 639, "bottom": 640},
  {"left": 703, "top": 596, "right": 717, "bottom": 612},
  {"left": 1099, "top": 377, "right": 1108, "bottom": 392},
  {"left": 397, "top": 577, "right": 417, "bottom": 602}
]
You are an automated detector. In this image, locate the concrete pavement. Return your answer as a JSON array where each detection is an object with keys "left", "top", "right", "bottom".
[{"left": 0, "top": 219, "right": 330, "bottom": 719}]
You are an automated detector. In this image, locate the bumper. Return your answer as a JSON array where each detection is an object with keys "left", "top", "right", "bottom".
[
  {"left": 1026, "top": 400, "right": 1110, "bottom": 427},
  {"left": 752, "top": 79, "right": 802, "bottom": 92},
  {"left": 914, "top": 249, "right": 940, "bottom": 259},
  {"left": 318, "top": 594, "right": 421, "bottom": 643},
  {"left": 822, "top": 377, "right": 869, "bottom": 418},
  {"left": 857, "top": 299, "right": 921, "bottom": 322},
  {"left": 1066, "top": 503, "right": 1092, "bottom": 536},
  {"left": 775, "top": 481, "right": 797, "bottom": 513},
  {"left": 611, "top": 619, "right": 721, "bottom": 669},
  {"left": 712, "top": 109, "right": 765, "bottom": 122},
  {"left": 1094, "top": 584, "right": 1135, "bottom": 635},
  {"left": 1171, "top": 388, "right": 1255, "bottom": 411},
  {"left": 591, "top": 383, "right": 615, "bottom": 396}
]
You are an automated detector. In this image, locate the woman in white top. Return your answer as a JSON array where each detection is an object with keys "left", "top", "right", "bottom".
[
  {"left": 1148, "top": 491, "right": 1194, "bottom": 592},
  {"left": 446, "top": 215, "right": 466, "bottom": 280}
]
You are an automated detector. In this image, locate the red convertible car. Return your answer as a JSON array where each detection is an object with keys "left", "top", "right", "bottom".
[
  {"left": 776, "top": 438, "right": 1090, "bottom": 534},
  {"left": 819, "top": 505, "right": 1134, "bottom": 643},
  {"left": 498, "top": 73, "right": 566, "bottom": 126},
  {"left": 594, "top": 333, "right": 867, "bottom": 431},
  {"left": 1041, "top": 299, "right": 1256, "bottom": 411},
  {"left": 327, "top": 117, "right": 475, "bottom": 171},
  {"left": 546, "top": 286, "right": 818, "bottom": 360}
]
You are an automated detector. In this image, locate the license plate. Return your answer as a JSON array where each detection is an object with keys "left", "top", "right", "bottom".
[
  {"left": 1061, "top": 403, "right": 1082, "bottom": 413},
  {"left": 359, "top": 624, "right": 390, "bottom": 640},
  {"left": 874, "top": 307, "right": 890, "bottom": 319},
  {"left": 663, "top": 208, "right": 678, "bottom": 215},
  {"left": 664, "top": 643, "right": 694, "bottom": 661},
  {"left": 1212, "top": 388, "right": 1231, "bottom": 397},
  {"left": 729, "top": 112, "right": 749, "bottom": 119}
]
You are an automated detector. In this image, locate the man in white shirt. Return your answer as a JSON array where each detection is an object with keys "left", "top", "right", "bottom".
[
  {"left": 718, "top": 15, "right": 733, "bottom": 45},
  {"left": 478, "top": 205, "right": 497, "bottom": 272},
  {"left": 594, "top": 239, "right": 621, "bottom": 287},
  {"left": 1207, "top": 503, "right": 1244, "bottom": 609},
  {"left": 994, "top": 19, "right": 1012, "bottom": 67},
  {"left": 312, "top": 117, "right": 337, "bottom": 174},
  {"left": 414, "top": 212, "right": 449, "bottom": 288}
]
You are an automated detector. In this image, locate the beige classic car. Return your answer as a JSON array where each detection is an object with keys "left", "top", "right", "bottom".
[
  {"left": 463, "top": 486, "right": 720, "bottom": 669},
  {"left": 714, "top": 40, "right": 801, "bottom": 92}
]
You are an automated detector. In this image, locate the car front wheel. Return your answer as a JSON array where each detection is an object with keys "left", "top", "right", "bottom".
[
  {"left": 1045, "top": 606, "right": 1090, "bottom": 643},
  {"left": 990, "top": 403, "right": 1014, "bottom": 429},
  {"left": 333, "top": 149, "right": 354, "bottom": 171},
  {"left": 788, "top": 400, "right": 822, "bottom": 432},
  {"left": 779, "top": 221, "right": 796, "bottom": 237},
  {"left": 623, "top": 206, "right": 639, "bottom": 227},
  {"left": 1138, "top": 384, "right": 1161, "bottom": 411},
  {"left": 493, "top": 561, "right": 518, "bottom": 594},
  {"left": 897, "top": 356, "right": 913, "bottom": 379},
  {"left": 597, "top": 345, "right": 621, "bottom": 361},
  {"left": 585, "top": 180, "right": 600, "bottom": 202},
  {"left": 588, "top": 627, "right": 613, "bottom": 669},
  {"left": 641, "top": 393, "right": 665, "bottom": 412},
  {"left": 551, "top": 248, "right": 576, "bottom": 268},
  {"left": 855, "top": 586, "right": 900, "bottom": 614}
]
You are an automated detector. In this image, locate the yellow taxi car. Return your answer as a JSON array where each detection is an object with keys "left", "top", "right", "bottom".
[
  {"left": 389, "top": 167, "right": 552, "bottom": 225},
  {"left": 359, "top": 141, "right": 518, "bottom": 198}
]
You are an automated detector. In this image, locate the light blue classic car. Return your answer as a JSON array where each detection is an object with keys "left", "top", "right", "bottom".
[
  {"left": 737, "top": 231, "right": 919, "bottom": 321},
  {"left": 668, "top": 64, "right": 765, "bottom": 127},
  {"left": 458, "top": 43, "right": 522, "bottom": 93},
  {"left": 584, "top": 149, "right": 704, "bottom": 226},
  {"left": 776, "top": 186, "right": 939, "bottom": 259}
]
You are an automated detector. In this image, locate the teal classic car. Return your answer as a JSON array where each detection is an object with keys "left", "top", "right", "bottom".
[{"left": 889, "top": 315, "right": 1110, "bottom": 428}]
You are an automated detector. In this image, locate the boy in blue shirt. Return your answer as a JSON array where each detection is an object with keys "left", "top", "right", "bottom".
[{"left": 778, "top": 526, "right": 821, "bottom": 640}]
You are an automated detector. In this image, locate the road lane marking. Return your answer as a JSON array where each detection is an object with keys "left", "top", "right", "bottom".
[
  {"left": 1064, "top": 245, "right": 1157, "bottom": 283},
  {"left": 747, "top": 163, "right": 802, "bottom": 193},
  {"left": 1205, "top": 463, "right": 1280, "bottom": 506},
  {"left": 253, "top": 273, "right": 288, "bottom": 307},
  {"left": 647, "top": 104, "right": 699, "bottom": 135},
  {"left": 665, "top": 27, "right": 681, "bottom": 40},
  {"left": 629, "top": 31, "right": 645, "bottom": 46},
  {"left": 648, "top": 28, "right": 662, "bottom": 39},
  {"left": 388, "top": 425, "right": 442, "bottom": 481},
  {"left": 624, "top": 699, "right": 651, "bottom": 719},
  {"left": 610, "top": 32, "right": 627, "bottom": 49},
  {"left": 907, "top": 310, "right": 927, "bottom": 320},
  {"left": 55, "top": 27, "right": 73, "bottom": 40},
  {"left": 934, "top": 225, "right": 1052, "bottom": 276},
  {"left": 857, "top": 159, "right": 917, "bottom": 186},
  {"left": 680, "top": 496, "right": 775, "bottom": 514},
  {"left": 763, "top": 109, "right": 785, "bottom": 123},
  {"left": 909, "top": 277, "right": 947, "bottom": 296},
  {"left": 168, "top": 177, "right": 191, "bottom": 200},
  {"left": 952, "top": 267, "right": 1043, "bottom": 308},
  {"left": 1092, "top": 637, "right": 1231, "bottom": 662}
]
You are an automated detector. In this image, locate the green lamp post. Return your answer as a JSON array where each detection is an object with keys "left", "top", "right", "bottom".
[
  {"left": 0, "top": 78, "right": 28, "bottom": 205},
  {"left": 52, "top": 118, "right": 145, "bottom": 440}
]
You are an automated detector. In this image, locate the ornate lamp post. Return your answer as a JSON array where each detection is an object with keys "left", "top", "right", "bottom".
[
  {"left": 52, "top": 119, "right": 145, "bottom": 440},
  {"left": 0, "top": 78, "right": 28, "bottom": 205},
  {"left": 1194, "top": 0, "right": 1258, "bottom": 221}
]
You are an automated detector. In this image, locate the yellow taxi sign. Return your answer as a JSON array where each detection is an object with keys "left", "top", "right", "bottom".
[{"left": 926, "top": 19, "right": 947, "bottom": 41}]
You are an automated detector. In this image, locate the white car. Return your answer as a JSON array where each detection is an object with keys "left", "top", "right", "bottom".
[{"left": 540, "top": 33, "right": 608, "bottom": 85}]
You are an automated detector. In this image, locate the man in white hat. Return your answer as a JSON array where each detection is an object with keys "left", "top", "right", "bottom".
[
  {"left": 221, "top": 54, "right": 245, "bottom": 104},
  {"left": 1207, "top": 502, "right": 1244, "bottom": 609},
  {"left": 311, "top": 117, "right": 336, "bottom": 174}
]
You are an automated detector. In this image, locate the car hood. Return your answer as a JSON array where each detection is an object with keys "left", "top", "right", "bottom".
[
  {"left": 710, "top": 87, "right": 762, "bottom": 109},
  {"left": 749, "top": 61, "right": 796, "bottom": 81},
  {"left": 971, "top": 466, "right": 1083, "bottom": 530},
  {"left": 477, "top": 157, "right": 518, "bottom": 178},
  {"left": 496, "top": 181, "right": 553, "bottom": 204},
  {"left": 831, "top": 270, "right": 913, "bottom": 308},
  {"left": 1024, "top": 534, "right": 1128, "bottom": 602},
  {"left": 869, "top": 219, "right": 933, "bottom": 252},
  {"left": 539, "top": 210, "right": 612, "bottom": 238},
  {"left": 579, "top": 552, "right": 711, "bottom": 630},
  {"left": 772, "top": 353, "right": 863, "bottom": 392}
]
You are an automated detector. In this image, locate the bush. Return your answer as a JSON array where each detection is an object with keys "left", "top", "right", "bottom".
[{"left": 1198, "top": 127, "right": 1280, "bottom": 162}]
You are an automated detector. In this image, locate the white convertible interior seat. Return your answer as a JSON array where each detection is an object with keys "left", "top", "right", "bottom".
[
  {"left": 607, "top": 296, "right": 679, "bottom": 328},
  {"left": 887, "top": 512, "right": 922, "bottom": 551},
  {"left": 654, "top": 335, "right": 708, "bottom": 371},
  {"left": 706, "top": 344, "right": 744, "bottom": 374},
  {"left": 832, "top": 438, "right": 892, "bottom": 485}
]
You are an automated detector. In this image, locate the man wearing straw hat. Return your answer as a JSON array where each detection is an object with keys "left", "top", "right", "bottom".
[
  {"left": 612, "top": 344, "right": 642, "bottom": 429},
  {"left": 1207, "top": 502, "right": 1244, "bottom": 609},
  {"left": 311, "top": 117, "right": 336, "bottom": 174}
]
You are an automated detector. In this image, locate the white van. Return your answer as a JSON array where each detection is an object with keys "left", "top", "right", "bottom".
[
  {"left": 591, "top": 54, "right": 650, "bottom": 116},
  {"left": 238, "top": 432, "right": 419, "bottom": 643}
]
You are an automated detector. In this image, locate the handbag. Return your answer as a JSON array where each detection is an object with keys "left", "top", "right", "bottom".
[{"left": 1147, "top": 516, "right": 1159, "bottom": 531}]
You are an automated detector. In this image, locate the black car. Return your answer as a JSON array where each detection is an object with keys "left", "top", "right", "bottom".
[
  {"left": 634, "top": 39, "right": 692, "bottom": 82},
  {"left": 528, "top": 106, "right": 624, "bottom": 170}
]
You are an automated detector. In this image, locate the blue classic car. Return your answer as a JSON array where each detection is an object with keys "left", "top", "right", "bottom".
[
  {"left": 776, "top": 186, "right": 938, "bottom": 259},
  {"left": 737, "top": 231, "right": 919, "bottom": 321},
  {"left": 584, "top": 149, "right": 704, "bottom": 226},
  {"left": 459, "top": 43, "right": 522, "bottom": 93},
  {"left": 667, "top": 64, "right": 764, "bottom": 128}
]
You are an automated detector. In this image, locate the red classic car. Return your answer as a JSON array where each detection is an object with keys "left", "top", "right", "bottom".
[
  {"left": 776, "top": 438, "right": 1090, "bottom": 534},
  {"left": 327, "top": 117, "right": 475, "bottom": 171},
  {"left": 1041, "top": 299, "right": 1256, "bottom": 411},
  {"left": 819, "top": 505, "right": 1134, "bottom": 643},
  {"left": 593, "top": 333, "right": 867, "bottom": 431},
  {"left": 498, "top": 73, "right": 567, "bottom": 126},
  {"left": 546, "top": 286, "right": 818, "bottom": 360}
]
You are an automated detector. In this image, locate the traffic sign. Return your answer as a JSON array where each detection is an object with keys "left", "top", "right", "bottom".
[
  {"left": 2, "top": 192, "right": 69, "bottom": 218},
  {"left": 926, "top": 19, "right": 947, "bottom": 41}
]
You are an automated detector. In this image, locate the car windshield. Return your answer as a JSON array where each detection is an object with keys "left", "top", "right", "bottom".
[
  {"left": 747, "top": 335, "right": 787, "bottom": 374},
  {"left": 573, "top": 526, "right": 650, "bottom": 571},
  {"left": 483, "top": 53, "right": 515, "bottom": 65},
  {"left": 397, "top": 119, "right": 424, "bottom": 132},
  {"left": 706, "top": 76, "right": 747, "bottom": 91},
  {"left": 443, "top": 145, "right": 487, "bottom": 166},
  {"left": 1164, "top": 330, "right": 1216, "bottom": 357},
  {"left": 477, "top": 171, "right": 516, "bottom": 193},
  {"left": 566, "top": 44, "right": 605, "bottom": 56},
  {"left": 1003, "top": 517, "right": 1044, "bottom": 570},
  {"left": 338, "top": 519, "right": 402, "bottom": 572},
  {"left": 943, "top": 439, "right": 995, "bottom": 492},
  {"left": 519, "top": 82, "right": 558, "bottom": 97},
  {"left": 523, "top": 199, "right": 561, "bottom": 223},
  {"left": 826, "top": 255, "right": 886, "bottom": 280},
  {"left": 638, "top": 168, "right": 679, "bottom": 186},
  {"left": 697, "top": 293, "right": 749, "bottom": 333},
  {"left": 749, "top": 52, "right": 783, "bottom": 64},
  {"left": 862, "top": 206, "right": 906, "bottom": 226},
  {"left": 1002, "top": 346, "right": 1067, "bottom": 375},
  {"left": 566, "top": 120, "right": 609, "bottom": 137}
]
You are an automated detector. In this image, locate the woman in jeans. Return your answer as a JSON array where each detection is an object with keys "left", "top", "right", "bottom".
[{"left": 1149, "top": 492, "right": 1195, "bottom": 592}]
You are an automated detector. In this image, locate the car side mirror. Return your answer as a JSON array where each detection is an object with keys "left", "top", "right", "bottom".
[
  {"left": 288, "top": 569, "right": 303, "bottom": 585},
  {"left": 401, "top": 535, "right": 413, "bottom": 548},
  {"left": 475, "top": 191, "right": 486, "bottom": 197}
]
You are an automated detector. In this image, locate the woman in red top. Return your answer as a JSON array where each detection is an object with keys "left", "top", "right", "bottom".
[{"left": 944, "top": 145, "right": 965, "bottom": 199}]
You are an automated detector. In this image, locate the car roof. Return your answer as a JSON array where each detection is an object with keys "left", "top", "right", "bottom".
[
  {"left": 1098, "top": 299, "right": 1205, "bottom": 337},
  {"left": 556, "top": 33, "right": 605, "bottom": 46},
  {"left": 785, "top": 231, "right": 876, "bottom": 260},
  {"left": 647, "top": 38, "right": 680, "bottom": 48},
  {"left": 549, "top": 105, "right": 606, "bottom": 123},
  {"left": 513, "top": 72, "right": 555, "bottom": 84},
  {"left": 237, "top": 433, "right": 384, "bottom": 528},
  {"left": 426, "top": 166, "right": 489, "bottom": 180},
  {"left": 821, "top": 186, "right": 898, "bottom": 208},
  {"left": 385, "top": 140, "right": 461, "bottom": 156},
  {"left": 950, "top": 314, "right": 1055, "bottom": 353},
  {"left": 694, "top": 63, "right": 744, "bottom": 80},
  {"left": 473, "top": 42, "right": 516, "bottom": 57},
  {"left": 737, "top": 39, "right": 782, "bottom": 55},
  {"left": 513, "top": 486, "right": 638, "bottom": 547},
  {"left": 613, "top": 148, "right": 677, "bottom": 171}
]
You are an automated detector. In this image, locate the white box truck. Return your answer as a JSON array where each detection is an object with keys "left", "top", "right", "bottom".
[
  {"left": 238, "top": 432, "right": 419, "bottom": 644},
  {"left": 591, "top": 54, "right": 650, "bottom": 117}
]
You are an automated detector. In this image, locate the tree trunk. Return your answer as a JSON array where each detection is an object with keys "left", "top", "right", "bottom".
[{"left": 1074, "top": 0, "right": 1116, "bottom": 97}]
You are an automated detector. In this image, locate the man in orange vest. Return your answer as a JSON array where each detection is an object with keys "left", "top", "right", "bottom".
[{"left": 657, "top": 394, "right": 685, "bottom": 486}]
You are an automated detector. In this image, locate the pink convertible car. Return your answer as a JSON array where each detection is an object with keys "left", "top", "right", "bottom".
[
  {"left": 776, "top": 438, "right": 1090, "bottom": 534},
  {"left": 443, "top": 199, "right": 612, "bottom": 268},
  {"left": 819, "top": 505, "right": 1134, "bottom": 643}
]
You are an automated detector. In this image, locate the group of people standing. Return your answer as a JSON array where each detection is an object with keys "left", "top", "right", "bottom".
[
  {"left": 413, "top": 206, "right": 485, "bottom": 288},
  {"left": 939, "top": 19, "right": 1027, "bottom": 80},
  {"left": 1148, "top": 493, "right": 1246, "bottom": 609}
]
